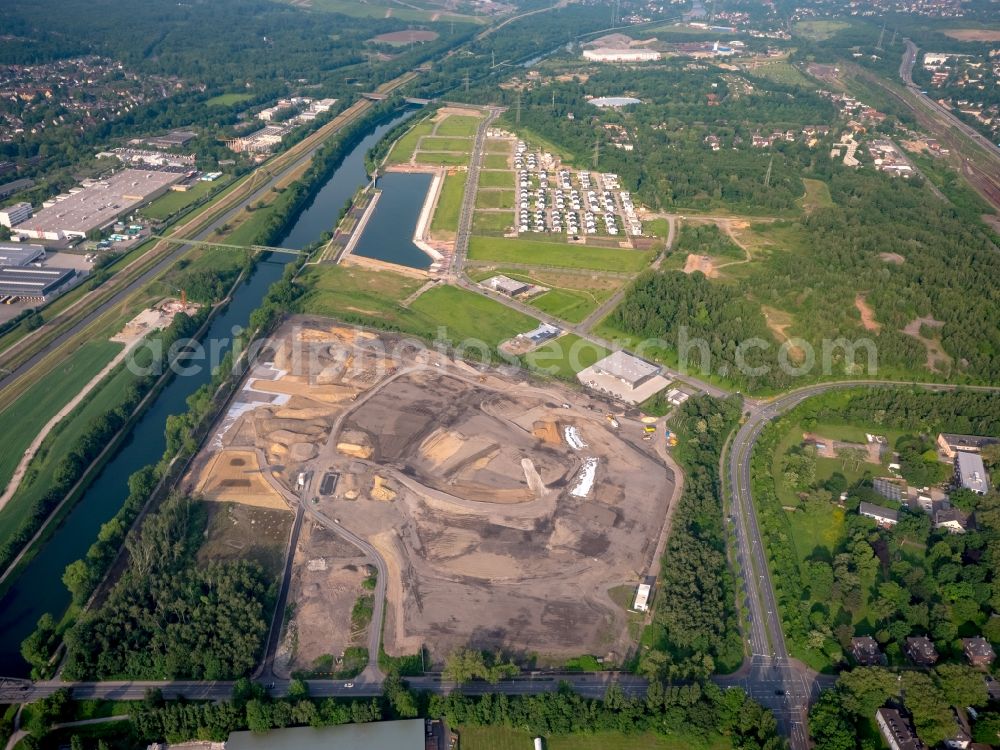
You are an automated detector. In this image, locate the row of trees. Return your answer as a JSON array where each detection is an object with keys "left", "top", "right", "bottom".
[{"left": 641, "top": 395, "right": 745, "bottom": 678}]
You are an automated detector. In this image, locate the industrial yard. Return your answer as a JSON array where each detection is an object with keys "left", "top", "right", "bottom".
[{"left": 184, "top": 318, "right": 676, "bottom": 667}]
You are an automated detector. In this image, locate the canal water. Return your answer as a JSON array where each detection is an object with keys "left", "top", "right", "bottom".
[
  {"left": 0, "top": 108, "right": 415, "bottom": 677},
  {"left": 352, "top": 172, "right": 434, "bottom": 270}
]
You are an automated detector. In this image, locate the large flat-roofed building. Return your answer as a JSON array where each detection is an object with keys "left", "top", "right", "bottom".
[
  {"left": 143, "top": 129, "right": 198, "bottom": 149},
  {"left": 0, "top": 202, "right": 33, "bottom": 228},
  {"left": 11, "top": 170, "right": 182, "bottom": 240},
  {"left": 0, "top": 267, "right": 75, "bottom": 300},
  {"left": 955, "top": 451, "right": 990, "bottom": 494},
  {"left": 0, "top": 242, "right": 45, "bottom": 267},
  {"left": 583, "top": 47, "right": 661, "bottom": 62},
  {"left": 576, "top": 350, "right": 671, "bottom": 405},
  {"left": 226, "top": 719, "right": 426, "bottom": 750}
]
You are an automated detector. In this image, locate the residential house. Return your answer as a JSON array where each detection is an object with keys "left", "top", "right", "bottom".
[
  {"left": 962, "top": 637, "right": 996, "bottom": 668},
  {"left": 905, "top": 636, "right": 939, "bottom": 666},
  {"left": 934, "top": 507, "right": 971, "bottom": 534},
  {"left": 876, "top": 708, "right": 927, "bottom": 750},
  {"left": 859, "top": 501, "right": 899, "bottom": 527},
  {"left": 851, "top": 636, "right": 886, "bottom": 666}
]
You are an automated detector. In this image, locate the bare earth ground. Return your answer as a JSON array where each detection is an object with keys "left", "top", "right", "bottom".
[
  {"left": 879, "top": 252, "right": 905, "bottom": 265},
  {"left": 683, "top": 253, "right": 718, "bottom": 277},
  {"left": 275, "top": 519, "right": 371, "bottom": 677},
  {"left": 854, "top": 293, "right": 881, "bottom": 332},
  {"left": 186, "top": 318, "right": 676, "bottom": 668},
  {"left": 902, "top": 316, "right": 951, "bottom": 373},
  {"left": 761, "top": 305, "right": 805, "bottom": 364},
  {"left": 197, "top": 501, "right": 294, "bottom": 581}
]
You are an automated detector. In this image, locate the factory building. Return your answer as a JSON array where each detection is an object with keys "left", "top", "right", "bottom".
[
  {"left": 0, "top": 202, "right": 33, "bottom": 228},
  {"left": 10, "top": 170, "right": 182, "bottom": 240},
  {"left": 0, "top": 242, "right": 46, "bottom": 267},
  {"left": 0, "top": 267, "right": 76, "bottom": 300},
  {"left": 576, "top": 350, "right": 671, "bottom": 405},
  {"left": 583, "top": 47, "right": 661, "bottom": 63}
]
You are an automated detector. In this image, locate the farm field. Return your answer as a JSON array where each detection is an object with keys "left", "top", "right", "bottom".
[
  {"left": 468, "top": 236, "right": 653, "bottom": 273},
  {"left": 457, "top": 727, "right": 731, "bottom": 750},
  {"left": 743, "top": 60, "right": 816, "bottom": 88},
  {"left": 0, "top": 340, "right": 124, "bottom": 507}
]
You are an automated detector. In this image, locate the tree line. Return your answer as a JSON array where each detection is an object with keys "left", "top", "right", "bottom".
[{"left": 641, "top": 395, "right": 745, "bottom": 679}]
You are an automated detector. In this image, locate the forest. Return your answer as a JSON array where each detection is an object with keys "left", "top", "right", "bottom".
[
  {"left": 60, "top": 496, "right": 271, "bottom": 680},
  {"left": 750, "top": 388, "right": 1000, "bottom": 672},
  {"left": 640, "top": 395, "right": 745, "bottom": 678}
]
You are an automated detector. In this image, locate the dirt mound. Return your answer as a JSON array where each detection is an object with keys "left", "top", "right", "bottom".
[
  {"left": 532, "top": 421, "right": 561, "bottom": 444},
  {"left": 338, "top": 442, "right": 373, "bottom": 459},
  {"left": 855, "top": 293, "right": 881, "bottom": 332},
  {"left": 194, "top": 450, "right": 287, "bottom": 510},
  {"left": 683, "top": 253, "right": 718, "bottom": 278}
]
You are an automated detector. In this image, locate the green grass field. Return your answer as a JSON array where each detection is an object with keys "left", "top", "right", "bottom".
[
  {"left": 142, "top": 181, "right": 218, "bottom": 221},
  {"left": 296, "top": 267, "right": 537, "bottom": 346},
  {"left": 798, "top": 178, "right": 834, "bottom": 214},
  {"left": 205, "top": 92, "right": 254, "bottom": 107},
  {"left": 0, "top": 340, "right": 124, "bottom": 542},
  {"left": 485, "top": 139, "right": 512, "bottom": 154},
  {"left": 409, "top": 285, "right": 537, "bottom": 345},
  {"left": 430, "top": 172, "right": 467, "bottom": 236},
  {"left": 528, "top": 288, "right": 599, "bottom": 324},
  {"left": 434, "top": 115, "right": 481, "bottom": 138},
  {"left": 472, "top": 211, "right": 514, "bottom": 234},
  {"left": 387, "top": 118, "right": 435, "bottom": 164},
  {"left": 419, "top": 136, "right": 472, "bottom": 152},
  {"left": 469, "top": 236, "right": 653, "bottom": 273},
  {"left": 745, "top": 60, "right": 817, "bottom": 88},
  {"left": 484, "top": 153, "right": 510, "bottom": 169},
  {"left": 792, "top": 19, "right": 851, "bottom": 40},
  {"left": 478, "top": 170, "right": 514, "bottom": 189},
  {"left": 525, "top": 333, "right": 609, "bottom": 379},
  {"left": 457, "top": 727, "right": 731, "bottom": 750},
  {"left": 476, "top": 190, "right": 515, "bottom": 210},
  {"left": 415, "top": 151, "right": 470, "bottom": 166}
]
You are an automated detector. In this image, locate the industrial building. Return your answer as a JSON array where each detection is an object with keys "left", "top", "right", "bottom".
[
  {"left": 0, "top": 202, "right": 33, "bottom": 228},
  {"left": 225, "top": 719, "right": 428, "bottom": 750},
  {"left": 142, "top": 129, "right": 197, "bottom": 149},
  {"left": 0, "top": 242, "right": 45, "bottom": 267},
  {"left": 9, "top": 170, "right": 182, "bottom": 240},
  {"left": 937, "top": 432, "right": 999, "bottom": 459},
  {"left": 0, "top": 266, "right": 75, "bottom": 300},
  {"left": 576, "top": 350, "right": 671, "bottom": 405},
  {"left": 583, "top": 47, "right": 661, "bottom": 63},
  {"left": 482, "top": 274, "right": 530, "bottom": 296},
  {"left": 955, "top": 450, "right": 990, "bottom": 494}
]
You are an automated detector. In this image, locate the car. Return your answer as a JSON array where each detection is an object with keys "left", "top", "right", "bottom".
[
  {"left": 344, "top": 682, "right": 354, "bottom": 688},
  {"left": 774, "top": 689, "right": 786, "bottom": 696}
]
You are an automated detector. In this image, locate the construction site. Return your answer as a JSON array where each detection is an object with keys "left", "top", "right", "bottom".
[{"left": 184, "top": 318, "right": 676, "bottom": 669}]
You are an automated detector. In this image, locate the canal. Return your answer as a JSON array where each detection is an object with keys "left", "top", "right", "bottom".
[
  {"left": 352, "top": 171, "right": 434, "bottom": 270},
  {"left": 0, "top": 108, "right": 415, "bottom": 677}
]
